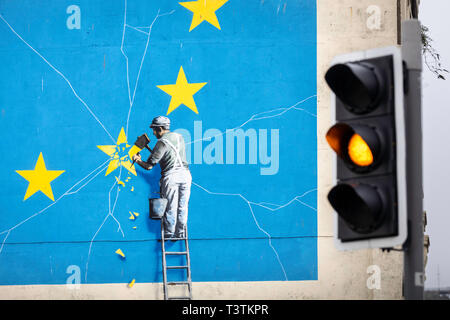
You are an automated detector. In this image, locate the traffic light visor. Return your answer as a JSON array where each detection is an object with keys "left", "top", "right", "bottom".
[{"left": 325, "top": 62, "right": 383, "bottom": 114}]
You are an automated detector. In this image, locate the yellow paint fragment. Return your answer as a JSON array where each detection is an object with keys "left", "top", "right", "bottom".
[
  {"left": 133, "top": 226, "right": 137, "bottom": 229},
  {"left": 128, "top": 279, "right": 135, "bottom": 288},
  {"left": 131, "top": 186, "right": 134, "bottom": 192},
  {"left": 115, "top": 248, "right": 125, "bottom": 258},
  {"left": 129, "top": 212, "right": 135, "bottom": 220},
  {"left": 115, "top": 176, "right": 125, "bottom": 187}
]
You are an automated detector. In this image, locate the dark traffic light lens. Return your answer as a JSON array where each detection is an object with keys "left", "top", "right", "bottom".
[
  {"left": 326, "top": 123, "right": 382, "bottom": 172},
  {"left": 328, "top": 183, "right": 385, "bottom": 234},
  {"left": 325, "top": 62, "right": 384, "bottom": 114}
]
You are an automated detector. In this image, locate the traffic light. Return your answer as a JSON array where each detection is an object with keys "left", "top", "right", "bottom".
[{"left": 324, "top": 46, "right": 407, "bottom": 250}]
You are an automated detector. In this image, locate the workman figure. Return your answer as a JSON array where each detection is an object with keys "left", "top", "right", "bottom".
[{"left": 132, "top": 116, "right": 192, "bottom": 240}]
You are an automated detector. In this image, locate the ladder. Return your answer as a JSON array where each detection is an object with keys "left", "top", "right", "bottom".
[{"left": 160, "top": 223, "right": 193, "bottom": 300}]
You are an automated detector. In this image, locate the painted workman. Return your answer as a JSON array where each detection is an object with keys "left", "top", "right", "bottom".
[{"left": 132, "top": 116, "right": 192, "bottom": 240}]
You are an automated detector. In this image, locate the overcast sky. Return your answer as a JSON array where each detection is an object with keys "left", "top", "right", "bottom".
[{"left": 420, "top": 0, "right": 450, "bottom": 289}]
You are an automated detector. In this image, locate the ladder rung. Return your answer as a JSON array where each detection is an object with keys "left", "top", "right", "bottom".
[
  {"left": 167, "top": 281, "right": 189, "bottom": 285},
  {"left": 166, "top": 265, "right": 188, "bottom": 269},
  {"left": 165, "top": 251, "right": 187, "bottom": 255},
  {"left": 168, "top": 297, "right": 191, "bottom": 300}
]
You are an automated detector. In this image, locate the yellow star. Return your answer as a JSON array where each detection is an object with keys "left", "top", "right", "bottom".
[
  {"left": 97, "top": 127, "right": 142, "bottom": 176},
  {"left": 157, "top": 66, "right": 207, "bottom": 115},
  {"left": 179, "top": 0, "right": 228, "bottom": 32},
  {"left": 16, "top": 152, "right": 65, "bottom": 201}
]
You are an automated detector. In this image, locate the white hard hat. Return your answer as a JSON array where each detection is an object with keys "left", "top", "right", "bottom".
[{"left": 150, "top": 116, "right": 170, "bottom": 129}]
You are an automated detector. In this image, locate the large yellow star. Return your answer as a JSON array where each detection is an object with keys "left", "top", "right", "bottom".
[
  {"left": 179, "top": 0, "right": 229, "bottom": 32},
  {"left": 97, "top": 127, "right": 142, "bottom": 176},
  {"left": 16, "top": 153, "right": 65, "bottom": 201},
  {"left": 156, "top": 66, "right": 207, "bottom": 115}
]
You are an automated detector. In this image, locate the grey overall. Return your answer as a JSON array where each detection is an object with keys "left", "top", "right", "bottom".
[{"left": 156, "top": 132, "right": 192, "bottom": 238}]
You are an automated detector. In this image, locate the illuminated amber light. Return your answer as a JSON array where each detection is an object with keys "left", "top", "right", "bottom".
[{"left": 348, "top": 134, "right": 373, "bottom": 166}]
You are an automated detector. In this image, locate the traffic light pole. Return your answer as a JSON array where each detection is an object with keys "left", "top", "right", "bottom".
[{"left": 401, "top": 19, "right": 424, "bottom": 300}]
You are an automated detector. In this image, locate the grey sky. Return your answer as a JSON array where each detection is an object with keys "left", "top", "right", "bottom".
[{"left": 420, "top": 0, "right": 450, "bottom": 289}]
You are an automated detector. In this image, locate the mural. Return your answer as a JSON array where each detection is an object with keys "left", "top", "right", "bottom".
[{"left": 0, "top": 0, "right": 317, "bottom": 286}]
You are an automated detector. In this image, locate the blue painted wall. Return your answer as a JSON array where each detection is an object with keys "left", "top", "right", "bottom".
[{"left": 0, "top": 0, "right": 317, "bottom": 285}]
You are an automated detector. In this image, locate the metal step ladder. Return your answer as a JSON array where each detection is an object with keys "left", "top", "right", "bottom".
[{"left": 160, "top": 223, "right": 192, "bottom": 300}]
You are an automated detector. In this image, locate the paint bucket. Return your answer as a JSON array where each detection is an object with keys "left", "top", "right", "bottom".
[{"left": 149, "top": 198, "right": 167, "bottom": 220}]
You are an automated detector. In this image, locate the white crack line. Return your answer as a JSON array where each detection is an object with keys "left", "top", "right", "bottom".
[
  {"left": 84, "top": 3, "right": 175, "bottom": 282},
  {"left": 191, "top": 182, "right": 317, "bottom": 281},
  {"left": 0, "top": 14, "right": 116, "bottom": 144},
  {"left": 0, "top": 158, "right": 111, "bottom": 255},
  {"left": 249, "top": 188, "right": 317, "bottom": 212},
  {"left": 186, "top": 94, "right": 317, "bottom": 146},
  {"left": 121, "top": 2, "right": 176, "bottom": 137},
  {"left": 85, "top": 166, "right": 124, "bottom": 282}
]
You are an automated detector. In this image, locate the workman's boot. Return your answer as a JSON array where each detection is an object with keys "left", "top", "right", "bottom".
[{"left": 157, "top": 233, "right": 173, "bottom": 242}]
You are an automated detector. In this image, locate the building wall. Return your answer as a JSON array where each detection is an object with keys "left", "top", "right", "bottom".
[{"left": 0, "top": 0, "right": 416, "bottom": 299}]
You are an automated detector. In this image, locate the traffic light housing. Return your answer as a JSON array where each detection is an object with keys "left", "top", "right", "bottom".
[{"left": 325, "top": 46, "right": 407, "bottom": 250}]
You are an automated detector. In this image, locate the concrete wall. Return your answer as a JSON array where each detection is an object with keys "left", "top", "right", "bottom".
[{"left": 0, "top": 0, "right": 416, "bottom": 299}]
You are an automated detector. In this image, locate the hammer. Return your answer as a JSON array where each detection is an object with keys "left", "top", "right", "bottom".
[{"left": 131, "top": 133, "right": 152, "bottom": 165}]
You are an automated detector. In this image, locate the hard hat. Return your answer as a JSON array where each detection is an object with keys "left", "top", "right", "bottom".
[{"left": 150, "top": 116, "right": 170, "bottom": 129}]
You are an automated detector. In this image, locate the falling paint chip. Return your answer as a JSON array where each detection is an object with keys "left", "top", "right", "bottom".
[
  {"left": 129, "top": 211, "right": 139, "bottom": 219},
  {"left": 115, "top": 248, "right": 125, "bottom": 258},
  {"left": 128, "top": 279, "right": 135, "bottom": 288},
  {"left": 131, "top": 186, "right": 134, "bottom": 192},
  {"left": 115, "top": 176, "right": 125, "bottom": 186},
  {"left": 133, "top": 226, "right": 137, "bottom": 229}
]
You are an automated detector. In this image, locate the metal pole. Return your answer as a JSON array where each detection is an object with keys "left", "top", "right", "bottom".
[{"left": 401, "top": 19, "right": 424, "bottom": 300}]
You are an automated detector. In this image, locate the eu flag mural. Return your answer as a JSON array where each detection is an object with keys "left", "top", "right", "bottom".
[{"left": 0, "top": 0, "right": 317, "bottom": 285}]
